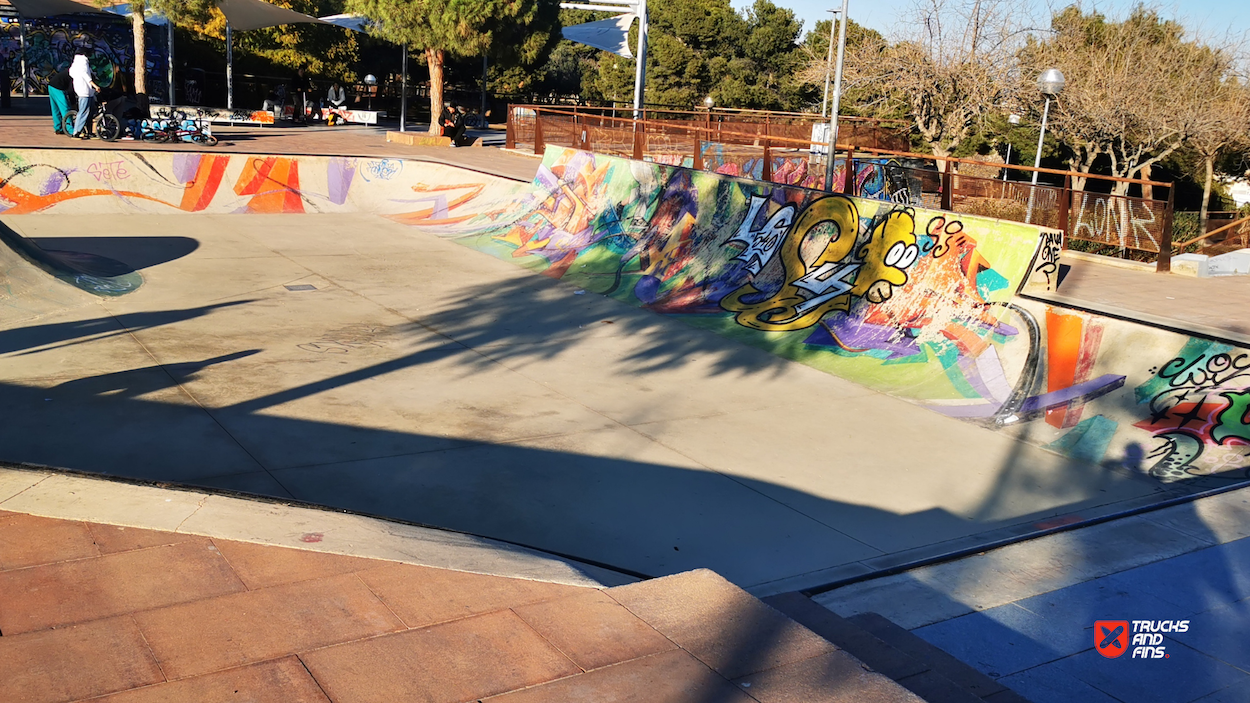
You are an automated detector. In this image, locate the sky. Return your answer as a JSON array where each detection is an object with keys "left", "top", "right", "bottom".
[{"left": 730, "top": 0, "right": 1250, "bottom": 44}]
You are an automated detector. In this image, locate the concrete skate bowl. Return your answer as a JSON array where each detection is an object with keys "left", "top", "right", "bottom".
[
  {"left": 3, "top": 145, "right": 1249, "bottom": 592},
  {"left": 403, "top": 146, "right": 1250, "bottom": 488}
]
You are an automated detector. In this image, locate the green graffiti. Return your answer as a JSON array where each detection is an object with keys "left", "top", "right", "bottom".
[{"left": 1213, "top": 390, "right": 1250, "bottom": 446}]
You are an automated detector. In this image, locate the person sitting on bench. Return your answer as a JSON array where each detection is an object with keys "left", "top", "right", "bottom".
[
  {"left": 439, "top": 101, "right": 466, "bottom": 146},
  {"left": 327, "top": 82, "right": 346, "bottom": 109}
]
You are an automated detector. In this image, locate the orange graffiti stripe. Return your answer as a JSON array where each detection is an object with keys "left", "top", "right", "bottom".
[
  {"left": 178, "top": 155, "right": 230, "bottom": 212},
  {"left": 0, "top": 183, "right": 169, "bottom": 214},
  {"left": 232, "top": 157, "right": 304, "bottom": 213},
  {"left": 1045, "top": 310, "right": 1085, "bottom": 428}
]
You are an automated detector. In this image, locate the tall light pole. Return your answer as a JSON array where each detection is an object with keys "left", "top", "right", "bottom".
[
  {"left": 1003, "top": 113, "right": 1020, "bottom": 182},
  {"left": 820, "top": 9, "right": 839, "bottom": 118},
  {"left": 822, "top": 0, "right": 850, "bottom": 192},
  {"left": 1026, "top": 68, "right": 1065, "bottom": 223},
  {"left": 631, "top": 0, "right": 647, "bottom": 118}
]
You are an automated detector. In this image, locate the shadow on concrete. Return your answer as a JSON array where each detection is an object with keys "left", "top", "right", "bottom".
[
  {"left": 0, "top": 301, "right": 254, "bottom": 356},
  {"left": 0, "top": 282, "right": 1183, "bottom": 594},
  {"left": 815, "top": 494, "right": 1250, "bottom": 703},
  {"left": 29, "top": 236, "right": 200, "bottom": 273}
]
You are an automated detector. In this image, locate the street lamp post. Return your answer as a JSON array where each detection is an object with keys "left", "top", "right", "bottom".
[
  {"left": 1026, "top": 68, "right": 1065, "bottom": 223},
  {"left": 364, "top": 73, "right": 377, "bottom": 112},
  {"left": 820, "top": 9, "right": 839, "bottom": 118},
  {"left": 822, "top": 0, "right": 850, "bottom": 193},
  {"left": 1003, "top": 113, "right": 1020, "bottom": 182}
]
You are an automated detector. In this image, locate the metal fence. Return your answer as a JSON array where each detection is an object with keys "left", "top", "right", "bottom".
[{"left": 507, "top": 105, "right": 1178, "bottom": 271}]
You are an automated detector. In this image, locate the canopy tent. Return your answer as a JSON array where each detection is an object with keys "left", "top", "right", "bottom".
[
  {"left": 216, "top": 0, "right": 330, "bottom": 109},
  {"left": 560, "top": 0, "right": 646, "bottom": 115},
  {"left": 6, "top": 0, "right": 106, "bottom": 18},
  {"left": 314, "top": 12, "right": 369, "bottom": 33},
  {"left": 562, "top": 12, "right": 634, "bottom": 58}
]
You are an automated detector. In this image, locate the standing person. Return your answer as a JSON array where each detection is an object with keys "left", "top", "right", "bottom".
[
  {"left": 292, "top": 67, "right": 310, "bottom": 123},
  {"left": 47, "top": 66, "right": 73, "bottom": 135},
  {"left": 69, "top": 51, "right": 100, "bottom": 140}
]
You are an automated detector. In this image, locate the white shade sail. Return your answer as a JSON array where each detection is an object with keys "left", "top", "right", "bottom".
[
  {"left": 562, "top": 13, "right": 634, "bottom": 58},
  {"left": 103, "top": 3, "right": 170, "bottom": 25},
  {"left": 6, "top": 0, "right": 108, "bottom": 18},
  {"left": 318, "top": 13, "right": 370, "bottom": 32},
  {"left": 217, "top": 0, "right": 331, "bottom": 31}
]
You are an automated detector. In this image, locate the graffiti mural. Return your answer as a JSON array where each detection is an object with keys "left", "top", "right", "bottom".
[
  {"left": 2, "top": 144, "right": 1246, "bottom": 481},
  {"left": 1, "top": 20, "right": 169, "bottom": 101},
  {"left": 399, "top": 147, "right": 1250, "bottom": 481}
]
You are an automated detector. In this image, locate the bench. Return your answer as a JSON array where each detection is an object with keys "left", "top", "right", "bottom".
[{"left": 150, "top": 105, "right": 275, "bottom": 125}]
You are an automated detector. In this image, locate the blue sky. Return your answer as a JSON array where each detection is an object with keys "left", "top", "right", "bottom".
[{"left": 730, "top": 0, "right": 1250, "bottom": 43}]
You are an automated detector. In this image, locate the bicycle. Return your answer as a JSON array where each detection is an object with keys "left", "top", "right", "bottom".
[
  {"left": 149, "top": 109, "right": 218, "bottom": 146},
  {"left": 62, "top": 108, "right": 123, "bottom": 141}
]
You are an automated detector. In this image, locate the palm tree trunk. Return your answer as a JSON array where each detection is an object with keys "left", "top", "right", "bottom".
[
  {"left": 131, "top": 5, "right": 146, "bottom": 93},
  {"left": 427, "top": 48, "right": 444, "bottom": 136}
]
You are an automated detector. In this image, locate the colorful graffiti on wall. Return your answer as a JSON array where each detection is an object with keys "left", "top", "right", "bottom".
[
  {"left": 2, "top": 145, "right": 1245, "bottom": 480},
  {"left": 0, "top": 150, "right": 520, "bottom": 219},
  {"left": 702, "top": 153, "right": 922, "bottom": 204},
  {"left": 405, "top": 146, "right": 1249, "bottom": 481},
  {"left": 1, "top": 20, "right": 169, "bottom": 101}
]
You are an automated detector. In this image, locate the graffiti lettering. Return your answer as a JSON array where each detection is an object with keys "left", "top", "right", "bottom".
[
  {"left": 726, "top": 195, "right": 793, "bottom": 275},
  {"left": 362, "top": 159, "right": 403, "bottom": 182},
  {"left": 1213, "top": 390, "right": 1250, "bottom": 446},
  {"left": 1030, "top": 230, "right": 1064, "bottom": 291},
  {"left": 721, "top": 198, "right": 920, "bottom": 330},
  {"left": 86, "top": 161, "right": 129, "bottom": 182},
  {"left": 1073, "top": 193, "right": 1160, "bottom": 251}
]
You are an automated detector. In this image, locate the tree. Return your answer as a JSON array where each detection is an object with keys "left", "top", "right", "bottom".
[
  {"left": 812, "top": 0, "right": 1026, "bottom": 163},
  {"left": 591, "top": 0, "right": 753, "bottom": 108},
  {"left": 93, "top": 0, "right": 217, "bottom": 94},
  {"left": 1019, "top": 6, "right": 1234, "bottom": 193},
  {"left": 347, "top": 0, "right": 560, "bottom": 134},
  {"left": 1185, "top": 78, "right": 1250, "bottom": 232},
  {"left": 799, "top": 16, "right": 885, "bottom": 117}
]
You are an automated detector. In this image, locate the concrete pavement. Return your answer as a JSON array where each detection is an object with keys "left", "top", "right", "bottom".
[
  {"left": 0, "top": 212, "right": 1174, "bottom": 595},
  {"left": 814, "top": 483, "right": 1250, "bottom": 703}
]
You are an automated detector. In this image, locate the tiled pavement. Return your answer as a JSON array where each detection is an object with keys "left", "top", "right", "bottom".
[
  {"left": 816, "top": 486, "right": 1250, "bottom": 703},
  {"left": 0, "top": 508, "right": 920, "bottom": 703}
]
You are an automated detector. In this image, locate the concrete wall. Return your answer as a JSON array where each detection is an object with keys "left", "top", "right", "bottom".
[
  {"left": 3, "top": 145, "right": 1246, "bottom": 482},
  {"left": 0, "top": 150, "right": 521, "bottom": 218}
]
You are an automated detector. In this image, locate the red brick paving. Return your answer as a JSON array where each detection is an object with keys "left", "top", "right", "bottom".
[{"left": 0, "top": 508, "right": 916, "bottom": 703}]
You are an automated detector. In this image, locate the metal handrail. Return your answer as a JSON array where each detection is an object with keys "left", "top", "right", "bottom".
[
  {"left": 1180, "top": 215, "right": 1250, "bottom": 250},
  {"left": 514, "top": 105, "right": 1173, "bottom": 189}
]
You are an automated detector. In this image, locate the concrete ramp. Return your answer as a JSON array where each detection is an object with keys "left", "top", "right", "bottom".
[
  {"left": 2, "top": 145, "right": 1247, "bottom": 592},
  {"left": 405, "top": 146, "right": 1250, "bottom": 484},
  {"left": 0, "top": 217, "right": 145, "bottom": 324}
]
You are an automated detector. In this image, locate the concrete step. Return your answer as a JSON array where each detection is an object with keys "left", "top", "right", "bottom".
[
  {"left": 586, "top": 570, "right": 927, "bottom": 702},
  {"left": 764, "top": 592, "right": 1032, "bottom": 703}
]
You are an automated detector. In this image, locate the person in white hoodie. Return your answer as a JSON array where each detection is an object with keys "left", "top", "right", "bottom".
[{"left": 69, "top": 50, "right": 100, "bottom": 139}]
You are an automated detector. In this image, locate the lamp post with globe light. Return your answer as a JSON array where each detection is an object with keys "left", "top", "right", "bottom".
[
  {"left": 364, "top": 74, "right": 377, "bottom": 112},
  {"left": 1026, "top": 68, "right": 1065, "bottom": 223}
]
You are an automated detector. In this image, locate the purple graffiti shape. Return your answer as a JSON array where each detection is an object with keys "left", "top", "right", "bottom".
[
  {"left": 172, "top": 154, "right": 202, "bottom": 184},
  {"left": 328, "top": 157, "right": 356, "bottom": 205}
]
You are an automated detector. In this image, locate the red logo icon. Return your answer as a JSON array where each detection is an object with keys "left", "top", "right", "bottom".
[{"left": 1095, "top": 620, "right": 1129, "bottom": 658}]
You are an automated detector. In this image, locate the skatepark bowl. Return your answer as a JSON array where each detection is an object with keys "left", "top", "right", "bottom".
[{"left": 2, "top": 146, "right": 1248, "bottom": 595}]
